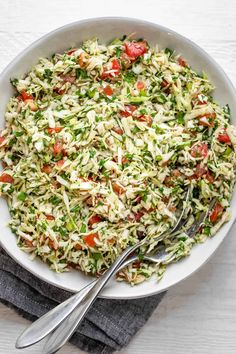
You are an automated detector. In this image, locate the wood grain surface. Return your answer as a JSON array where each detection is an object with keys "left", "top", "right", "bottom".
[{"left": 0, "top": 1, "right": 236, "bottom": 353}]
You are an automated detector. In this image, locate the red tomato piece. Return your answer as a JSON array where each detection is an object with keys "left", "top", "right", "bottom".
[
  {"left": 61, "top": 75, "right": 76, "bottom": 84},
  {"left": 195, "top": 163, "right": 207, "bottom": 178},
  {"left": 56, "top": 160, "right": 65, "bottom": 168},
  {"left": 191, "top": 143, "right": 208, "bottom": 158},
  {"left": 53, "top": 87, "right": 66, "bottom": 95},
  {"left": 120, "top": 105, "right": 137, "bottom": 117},
  {"left": 178, "top": 57, "right": 188, "bottom": 67},
  {"left": 137, "top": 81, "right": 145, "bottom": 90},
  {"left": 205, "top": 170, "right": 215, "bottom": 183},
  {"left": 124, "top": 42, "right": 147, "bottom": 60},
  {"left": 161, "top": 80, "right": 169, "bottom": 88},
  {"left": 197, "top": 112, "right": 216, "bottom": 127},
  {"left": 21, "top": 90, "right": 34, "bottom": 101},
  {"left": 134, "top": 210, "right": 144, "bottom": 222},
  {"left": 53, "top": 140, "right": 63, "bottom": 155},
  {"left": 67, "top": 48, "right": 77, "bottom": 55},
  {"left": 45, "top": 214, "right": 55, "bottom": 221},
  {"left": 0, "top": 173, "right": 14, "bottom": 183},
  {"left": 47, "top": 127, "right": 62, "bottom": 134},
  {"left": 136, "top": 115, "right": 153, "bottom": 127},
  {"left": 0, "top": 136, "right": 6, "bottom": 146},
  {"left": 218, "top": 131, "right": 231, "bottom": 144},
  {"left": 112, "top": 127, "right": 124, "bottom": 135},
  {"left": 88, "top": 215, "right": 103, "bottom": 227},
  {"left": 103, "top": 85, "right": 113, "bottom": 96},
  {"left": 84, "top": 232, "right": 98, "bottom": 247},
  {"left": 41, "top": 164, "right": 52, "bottom": 174},
  {"left": 102, "top": 59, "right": 121, "bottom": 79},
  {"left": 112, "top": 182, "right": 126, "bottom": 195},
  {"left": 210, "top": 202, "right": 224, "bottom": 223}
]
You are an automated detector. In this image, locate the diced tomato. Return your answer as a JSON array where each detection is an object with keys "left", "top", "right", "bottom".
[
  {"left": 196, "top": 112, "right": 216, "bottom": 127},
  {"left": 56, "top": 159, "right": 65, "bottom": 168},
  {"left": 88, "top": 215, "right": 103, "bottom": 227},
  {"left": 53, "top": 87, "right": 66, "bottom": 95},
  {"left": 136, "top": 115, "right": 153, "bottom": 127},
  {"left": 178, "top": 57, "right": 188, "bottom": 67},
  {"left": 122, "top": 157, "right": 128, "bottom": 165},
  {"left": 78, "top": 52, "right": 89, "bottom": 68},
  {"left": 191, "top": 143, "right": 208, "bottom": 158},
  {"left": 218, "top": 131, "right": 231, "bottom": 144},
  {"left": 195, "top": 163, "right": 207, "bottom": 178},
  {"left": 84, "top": 232, "right": 98, "bottom": 247},
  {"left": 137, "top": 81, "right": 145, "bottom": 90},
  {"left": 195, "top": 94, "right": 207, "bottom": 105},
  {"left": 102, "top": 59, "right": 121, "bottom": 79},
  {"left": 172, "top": 169, "right": 181, "bottom": 177},
  {"left": 41, "top": 164, "right": 52, "bottom": 174},
  {"left": 74, "top": 243, "right": 82, "bottom": 250},
  {"left": 161, "top": 80, "right": 169, "bottom": 88},
  {"left": 134, "top": 210, "right": 144, "bottom": 222},
  {"left": 112, "top": 182, "right": 126, "bottom": 195},
  {"left": 120, "top": 105, "right": 137, "bottom": 117},
  {"left": 111, "top": 59, "right": 121, "bottom": 73},
  {"left": 21, "top": 90, "right": 33, "bottom": 101},
  {"left": 205, "top": 170, "right": 215, "bottom": 183},
  {"left": 164, "top": 176, "right": 173, "bottom": 186},
  {"left": 67, "top": 48, "right": 77, "bottom": 55},
  {"left": 61, "top": 75, "right": 76, "bottom": 84},
  {"left": 45, "top": 214, "right": 55, "bottom": 221},
  {"left": 103, "top": 85, "right": 113, "bottom": 96},
  {"left": 112, "top": 127, "right": 124, "bottom": 135},
  {"left": 210, "top": 202, "right": 224, "bottom": 223},
  {"left": 47, "top": 127, "right": 62, "bottom": 134},
  {"left": 124, "top": 42, "right": 147, "bottom": 60},
  {"left": 53, "top": 140, "right": 63, "bottom": 155},
  {"left": 24, "top": 239, "right": 33, "bottom": 248},
  {"left": 25, "top": 99, "right": 38, "bottom": 111},
  {"left": 0, "top": 173, "right": 14, "bottom": 183},
  {"left": 0, "top": 136, "right": 6, "bottom": 146}
]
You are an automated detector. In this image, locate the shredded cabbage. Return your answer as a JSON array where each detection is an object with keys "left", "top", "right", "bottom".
[{"left": 0, "top": 37, "right": 235, "bottom": 285}]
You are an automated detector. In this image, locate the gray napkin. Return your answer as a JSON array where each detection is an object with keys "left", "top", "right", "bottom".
[{"left": 0, "top": 247, "right": 165, "bottom": 353}]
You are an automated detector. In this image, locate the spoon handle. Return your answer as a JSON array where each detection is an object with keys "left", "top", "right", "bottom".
[
  {"left": 16, "top": 250, "right": 137, "bottom": 349},
  {"left": 44, "top": 245, "right": 136, "bottom": 354}
]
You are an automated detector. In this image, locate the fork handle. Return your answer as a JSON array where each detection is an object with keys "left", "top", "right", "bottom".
[
  {"left": 44, "top": 244, "right": 137, "bottom": 354},
  {"left": 15, "top": 252, "right": 138, "bottom": 350}
]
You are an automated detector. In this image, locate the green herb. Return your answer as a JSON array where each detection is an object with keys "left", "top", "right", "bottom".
[
  {"left": 204, "top": 226, "right": 211, "bottom": 236},
  {"left": 80, "top": 223, "right": 87, "bottom": 233},
  {"left": 49, "top": 196, "right": 61, "bottom": 205},
  {"left": 66, "top": 220, "right": 76, "bottom": 232},
  {"left": 123, "top": 71, "right": 136, "bottom": 84},
  {"left": 71, "top": 204, "right": 81, "bottom": 213},
  {"left": 176, "top": 111, "right": 185, "bottom": 124},
  {"left": 10, "top": 78, "right": 19, "bottom": 87},
  {"left": 13, "top": 131, "right": 23, "bottom": 137},
  {"left": 17, "top": 192, "right": 27, "bottom": 201},
  {"left": 156, "top": 155, "right": 163, "bottom": 161},
  {"left": 87, "top": 89, "right": 96, "bottom": 98},
  {"left": 164, "top": 48, "right": 174, "bottom": 56},
  {"left": 76, "top": 68, "right": 88, "bottom": 79},
  {"left": 99, "top": 159, "right": 106, "bottom": 167},
  {"left": 89, "top": 150, "right": 96, "bottom": 158},
  {"left": 115, "top": 47, "right": 121, "bottom": 57},
  {"left": 44, "top": 69, "right": 53, "bottom": 80}
]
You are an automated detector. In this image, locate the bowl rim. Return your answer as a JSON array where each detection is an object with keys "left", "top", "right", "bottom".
[{"left": 1, "top": 16, "right": 236, "bottom": 299}]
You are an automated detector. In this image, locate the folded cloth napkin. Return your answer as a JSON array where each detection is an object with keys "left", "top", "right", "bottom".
[{"left": 0, "top": 247, "right": 165, "bottom": 353}]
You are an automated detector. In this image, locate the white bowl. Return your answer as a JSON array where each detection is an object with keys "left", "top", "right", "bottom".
[{"left": 1, "top": 17, "right": 236, "bottom": 299}]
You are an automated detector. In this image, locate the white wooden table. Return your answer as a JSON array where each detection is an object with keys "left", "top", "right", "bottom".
[{"left": 1, "top": 0, "right": 236, "bottom": 353}]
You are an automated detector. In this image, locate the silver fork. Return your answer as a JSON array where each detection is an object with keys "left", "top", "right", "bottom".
[
  {"left": 43, "top": 198, "right": 216, "bottom": 354},
  {"left": 16, "top": 186, "right": 190, "bottom": 350}
]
